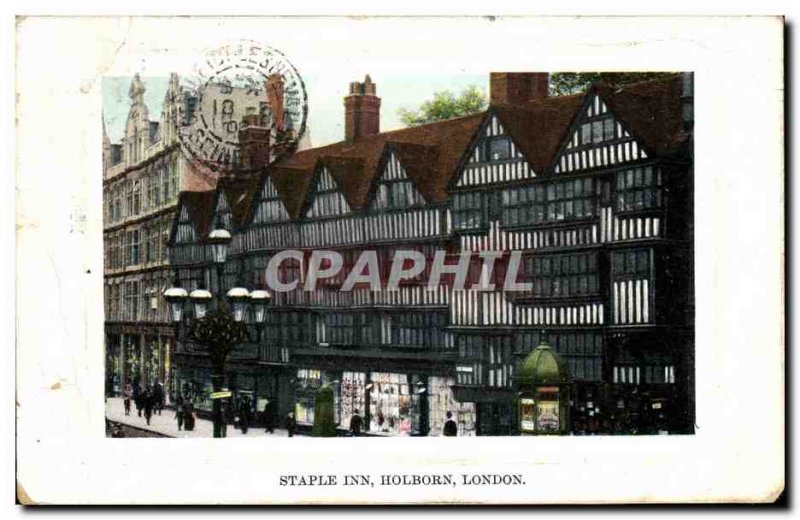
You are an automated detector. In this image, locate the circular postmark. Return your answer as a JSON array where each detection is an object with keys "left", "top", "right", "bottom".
[{"left": 175, "top": 41, "right": 308, "bottom": 173}]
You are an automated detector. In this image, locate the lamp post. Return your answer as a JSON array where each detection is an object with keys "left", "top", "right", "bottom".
[{"left": 163, "top": 227, "right": 271, "bottom": 438}]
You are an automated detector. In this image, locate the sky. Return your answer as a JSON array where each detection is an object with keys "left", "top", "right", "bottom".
[{"left": 103, "top": 74, "right": 488, "bottom": 148}]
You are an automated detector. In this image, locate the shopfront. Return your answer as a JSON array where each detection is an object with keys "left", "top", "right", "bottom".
[{"left": 292, "top": 366, "right": 473, "bottom": 436}]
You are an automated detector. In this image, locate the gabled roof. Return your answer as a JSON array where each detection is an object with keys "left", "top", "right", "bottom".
[
  {"left": 175, "top": 74, "right": 688, "bottom": 232},
  {"left": 176, "top": 190, "right": 216, "bottom": 239},
  {"left": 491, "top": 93, "right": 588, "bottom": 173},
  {"left": 216, "top": 175, "right": 260, "bottom": 228},
  {"left": 595, "top": 74, "right": 686, "bottom": 156},
  {"left": 268, "top": 112, "right": 486, "bottom": 214}
]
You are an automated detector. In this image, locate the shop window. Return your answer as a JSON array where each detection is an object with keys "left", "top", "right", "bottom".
[
  {"left": 616, "top": 166, "right": 662, "bottom": 212},
  {"left": 427, "top": 376, "right": 476, "bottom": 437},
  {"left": 339, "top": 371, "right": 366, "bottom": 431},
  {"left": 295, "top": 369, "right": 323, "bottom": 424},
  {"left": 367, "top": 372, "right": 417, "bottom": 436}
]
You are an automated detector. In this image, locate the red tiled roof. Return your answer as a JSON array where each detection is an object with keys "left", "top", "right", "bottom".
[
  {"left": 595, "top": 74, "right": 687, "bottom": 156},
  {"left": 492, "top": 92, "right": 588, "bottom": 173},
  {"left": 269, "top": 112, "right": 486, "bottom": 215},
  {"left": 178, "top": 75, "right": 687, "bottom": 229}
]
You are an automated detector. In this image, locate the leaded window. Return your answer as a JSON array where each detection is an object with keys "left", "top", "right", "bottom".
[
  {"left": 373, "top": 178, "right": 425, "bottom": 210},
  {"left": 500, "top": 177, "right": 596, "bottom": 227},
  {"left": 389, "top": 312, "right": 446, "bottom": 347},
  {"left": 479, "top": 136, "right": 512, "bottom": 162},
  {"left": 580, "top": 117, "right": 616, "bottom": 145},
  {"left": 325, "top": 313, "right": 354, "bottom": 345},
  {"left": 615, "top": 166, "right": 662, "bottom": 212},
  {"left": 526, "top": 252, "right": 599, "bottom": 298},
  {"left": 612, "top": 249, "right": 650, "bottom": 280},
  {"left": 453, "top": 191, "right": 485, "bottom": 231}
]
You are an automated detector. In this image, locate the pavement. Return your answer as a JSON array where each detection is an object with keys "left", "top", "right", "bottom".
[{"left": 105, "top": 397, "right": 290, "bottom": 438}]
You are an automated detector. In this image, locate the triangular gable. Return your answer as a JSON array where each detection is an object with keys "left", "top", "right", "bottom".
[
  {"left": 252, "top": 176, "right": 291, "bottom": 224},
  {"left": 455, "top": 113, "right": 535, "bottom": 188},
  {"left": 369, "top": 151, "right": 426, "bottom": 211},
  {"left": 172, "top": 203, "right": 199, "bottom": 244},
  {"left": 553, "top": 93, "right": 649, "bottom": 174},
  {"left": 304, "top": 166, "right": 352, "bottom": 218},
  {"left": 213, "top": 192, "right": 232, "bottom": 230}
]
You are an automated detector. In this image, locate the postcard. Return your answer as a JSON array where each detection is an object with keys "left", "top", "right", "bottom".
[{"left": 15, "top": 15, "right": 784, "bottom": 504}]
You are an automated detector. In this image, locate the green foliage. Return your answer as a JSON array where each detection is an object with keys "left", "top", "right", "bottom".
[
  {"left": 311, "top": 384, "right": 338, "bottom": 437},
  {"left": 187, "top": 304, "right": 249, "bottom": 368},
  {"left": 549, "top": 72, "right": 678, "bottom": 97},
  {"left": 398, "top": 85, "right": 487, "bottom": 127}
]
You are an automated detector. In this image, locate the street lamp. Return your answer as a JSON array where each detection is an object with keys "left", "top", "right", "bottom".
[
  {"left": 249, "top": 289, "right": 272, "bottom": 324},
  {"left": 189, "top": 288, "right": 213, "bottom": 319},
  {"left": 162, "top": 227, "right": 269, "bottom": 439},
  {"left": 226, "top": 287, "right": 251, "bottom": 322},
  {"left": 164, "top": 286, "right": 188, "bottom": 323},
  {"left": 207, "top": 228, "right": 232, "bottom": 265}
]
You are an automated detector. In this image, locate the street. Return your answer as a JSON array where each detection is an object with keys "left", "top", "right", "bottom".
[{"left": 105, "top": 398, "right": 290, "bottom": 438}]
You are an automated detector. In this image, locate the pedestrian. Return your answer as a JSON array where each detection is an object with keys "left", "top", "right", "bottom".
[
  {"left": 123, "top": 382, "right": 132, "bottom": 416},
  {"left": 153, "top": 382, "right": 165, "bottom": 416},
  {"left": 263, "top": 400, "right": 274, "bottom": 434},
  {"left": 285, "top": 412, "right": 296, "bottom": 437},
  {"left": 443, "top": 411, "right": 458, "bottom": 437},
  {"left": 133, "top": 382, "right": 143, "bottom": 417},
  {"left": 143, "top": 390, "right": 154, "bottom": 426},
  {"left": 238, "top": 398, "right": 250, "bottom": 434},
  {"left": 349, "top": 409, "right": 363, "bottom": 437},
  {"left": 183, "top": 402, "right": 195, "bottom": 431},
  {"left": 175, "top": 402, "right": 185, "bottom": 431}
]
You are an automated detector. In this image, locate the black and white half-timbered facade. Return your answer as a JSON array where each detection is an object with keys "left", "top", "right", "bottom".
[{"left": 165, "top": 72, "right": 694, "bottom": 436}]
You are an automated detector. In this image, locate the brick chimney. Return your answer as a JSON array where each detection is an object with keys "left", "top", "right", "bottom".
[
  {"left": 344, "top": 75, "right": 381, "bottom": 142},
  {"left": 266, "top": 74, "right": 285, "bottom": 132},
  {"left": 490, "top": 73, "right": 549, "bottom": 105},
  {"left": 238, "top": 114, "right": 271, "bottom": 169}
]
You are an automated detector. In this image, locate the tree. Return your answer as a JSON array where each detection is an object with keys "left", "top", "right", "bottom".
[
  {"left": 549, "top": 72, "right": 677, "bottom": 97},
  {"left": 398, "top": 85, "right": 487, "bottom": 127},
  {"left": 311, "top": 384, "right": 338, "bottom": 437}
]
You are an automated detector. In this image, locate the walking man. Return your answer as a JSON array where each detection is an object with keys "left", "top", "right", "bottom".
[
  {"left": 443, "top": 411, "right": 458, "bottom": 437},
  {"left": 263, "top": 399, "right": 274, "bottom": 434},
  {"left": 349, "top": 409, "right": 363, "bottom": 437},
  {"left": 143, "top": 390, "right": 154, "bottom": 426}
]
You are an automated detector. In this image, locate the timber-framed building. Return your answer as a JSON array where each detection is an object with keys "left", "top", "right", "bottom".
[{"left": 119, "top": 72, "right": 694, "bottom": 436}]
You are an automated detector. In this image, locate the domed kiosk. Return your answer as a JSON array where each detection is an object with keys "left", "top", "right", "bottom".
[{"left": 518, "top": 342, "right": 571, "bottom": 435}]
